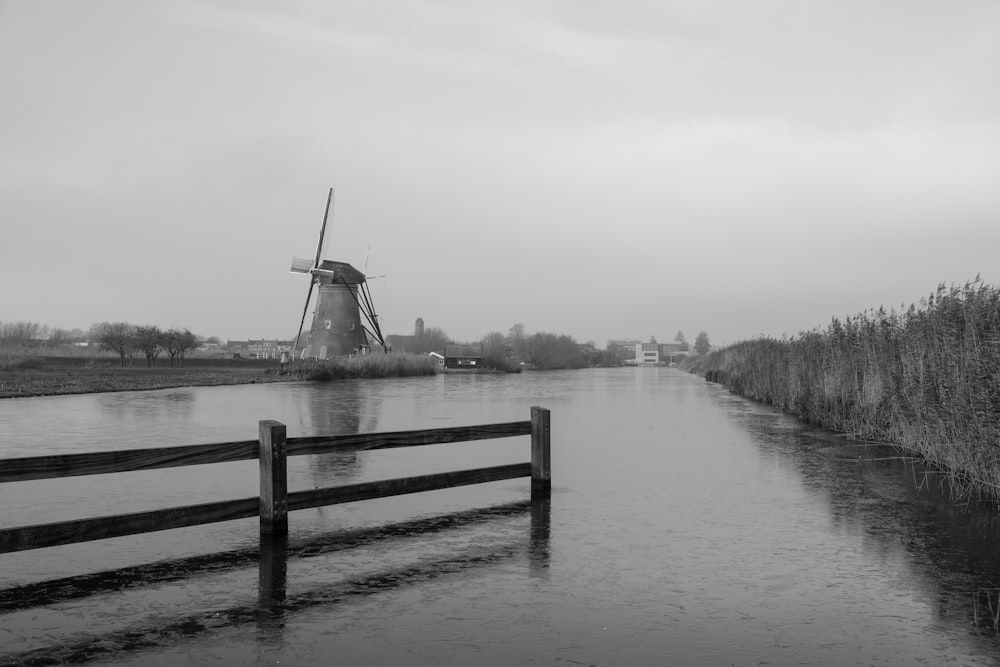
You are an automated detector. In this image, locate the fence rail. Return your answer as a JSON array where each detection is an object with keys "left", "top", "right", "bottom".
[
  {"left": 0, "top": 407, "right": 550, "bottom": 554},
  {"left": 0, "top": 421, "right": 534, "bottom": 484}
]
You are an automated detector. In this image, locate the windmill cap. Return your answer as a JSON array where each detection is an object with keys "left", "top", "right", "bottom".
[{"left": 317, "top": 260, "right": 366, "bottom": 283}]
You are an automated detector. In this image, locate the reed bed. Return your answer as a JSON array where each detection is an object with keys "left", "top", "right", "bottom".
[
  {"left": 694, "top": 280, "right": 1000, "bottom": 502},
  {"left": 287, "top": 353, "right": 438, "bottom": 381}
]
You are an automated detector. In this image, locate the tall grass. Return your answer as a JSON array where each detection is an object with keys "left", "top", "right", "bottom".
[
  {"left": 286, "top": 353, "right": 438, "bottom": 381},
  {"left": 695, "top": 279, "right": 1000, "bottom": 502}
]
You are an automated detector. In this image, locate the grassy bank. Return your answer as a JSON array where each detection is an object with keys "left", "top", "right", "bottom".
[
  {"left": 0, "top": 352, "right": 441, "bottom": 398},
  {"left": 0, "top": 355, "right": 285, "bottom": 398},
  {"left": 691, "top": 280, "right": 1000, "bottom": 502}
]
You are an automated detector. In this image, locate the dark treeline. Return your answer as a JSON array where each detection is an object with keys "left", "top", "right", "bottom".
[
  {"left": 690, "top": 279, "right": 1000, "bottom": 502},
  {"left": 0, "top": 321, "right": 86, "bottom": 344},
  {"left": 480, "top": 324, "right": 592, "bottom": 371}
]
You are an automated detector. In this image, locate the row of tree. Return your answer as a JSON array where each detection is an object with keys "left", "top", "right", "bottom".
[
  {"left": 0, "top": 320, "right": 209, "bottom": 367},
  {"left": 91, "top": 322, "right": 200, "bottom": 367},
  {"left": 665, "top": 330, "right": 712, "bottom": 356},
  {"left": 445, "top": 324, "right": 712, "bottom": 371},
  {"left": 0, "top": 321, "right": 87, "bottom": 344},
  {"left": 481, "top": 324, "right": 590, "bottom": 370}
]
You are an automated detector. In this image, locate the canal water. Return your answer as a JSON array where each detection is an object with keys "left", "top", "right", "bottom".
[{"left": 3, "top": 368, "right": 1000, "bottom": 665}]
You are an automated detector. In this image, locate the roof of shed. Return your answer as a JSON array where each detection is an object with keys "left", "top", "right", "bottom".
[{"left": 444, "top": 343, "right": 483, "bottom": 358}]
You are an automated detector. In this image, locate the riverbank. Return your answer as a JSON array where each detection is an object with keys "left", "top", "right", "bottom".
[
  {"left": 0, "top": 356, "right": 288, "bottom": 398},
  {"left": 0, "top": 353, "right": 441, "bottom": 398},
  {"left": 289, "top": 353, "right": 439, "bottom": 380},
  {"left": 688, "top": 280, "right": 1000, "bottom": 503}
]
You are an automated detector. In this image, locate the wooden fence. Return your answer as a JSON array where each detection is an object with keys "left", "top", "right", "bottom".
[{"left": 0, "top": 406, "right": 551, "bottom": 554}]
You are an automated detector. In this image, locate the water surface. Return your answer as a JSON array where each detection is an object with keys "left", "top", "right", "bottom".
[{"left": 3, "top": 368, "right": 1000, "bottom": 665}]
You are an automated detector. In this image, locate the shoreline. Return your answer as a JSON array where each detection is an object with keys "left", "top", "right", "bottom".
[
  {"left": 0, "top": 352, "right": 441, "bottom": 398},
  {"left": 0, "top": 369, "right": 292, "bottom": 399},
  {"left": 0, "top": 358, "right": 291, "bottom": 399}
]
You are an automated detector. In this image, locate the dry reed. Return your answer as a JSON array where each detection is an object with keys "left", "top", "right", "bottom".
[
  {"left": 287, "top": 353, "right": 438, "bottom": 380},
  {"left": 694, "top": 279, "right": 1000, "bottom": 502}
]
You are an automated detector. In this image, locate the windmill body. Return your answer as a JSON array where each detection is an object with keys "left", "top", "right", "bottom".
[
  {"left": 290, "top": 188, "right": 389, "bottom": 359},
  {"left": 303, "top": 260, "right": 369, "bottom": 358}
]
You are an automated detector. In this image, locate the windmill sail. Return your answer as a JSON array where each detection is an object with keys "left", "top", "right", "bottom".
[
  {"left": 313, "top": 188, "right": 334, "bottom": 269},
  {"left": 293, "top": 281, "right": 315, "bottom": 354},
  {"left": 291, "top": 188, "right": 334, "bottom": 355},
  {"left": 289, "top": 257, "right": 314, "bottom": 273}
]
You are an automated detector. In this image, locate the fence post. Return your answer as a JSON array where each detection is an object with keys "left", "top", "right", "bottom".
[
  {"left": 258, "top": 532, "right": 288, "bottom": 623},
  {"left": 259, "top": 420, "right": 288, "bottom": 536},
  {"left": 530, "top": 406, "right": 551, "bottom": 498}
]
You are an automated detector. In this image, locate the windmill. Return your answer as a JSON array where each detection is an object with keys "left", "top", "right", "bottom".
[{"left": 289, "top": 188, "right": 389, "bottom": 359}]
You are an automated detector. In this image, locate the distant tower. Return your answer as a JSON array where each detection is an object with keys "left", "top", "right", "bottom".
[{"left": 415, "top": 317, "right": 425, "bottom": 339}]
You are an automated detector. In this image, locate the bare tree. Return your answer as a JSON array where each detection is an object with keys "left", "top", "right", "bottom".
[
  {"left": 506, "top": 323, "right": 527, "bottom": 359},
  {"left": 481, "top": 331, "right": 513, "bottom": 370},
  {"left": 134, "top": 325, "right": 165, "bottom": 367},
  {"left": 164, "top": 328, "right": 199, "bottom": 366},
  {"left": 95, "top": 322, "right": 137, "bottom": 366}
]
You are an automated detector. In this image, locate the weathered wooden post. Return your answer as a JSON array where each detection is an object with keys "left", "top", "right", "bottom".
[
  {"left": 259, "top": 420, "right": 288, "bottom": 536},
  {"left": 530, "top": 406, "right": 551, "bottom": 498}
]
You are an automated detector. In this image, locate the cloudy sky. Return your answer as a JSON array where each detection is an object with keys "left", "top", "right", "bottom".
[{"left": 2, "top": 1, "right": 998, "bottom": 347}]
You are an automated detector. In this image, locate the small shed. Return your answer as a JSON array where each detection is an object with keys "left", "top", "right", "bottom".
[{"left": 444, "top": 343, "right": 483, "bottom": 371}]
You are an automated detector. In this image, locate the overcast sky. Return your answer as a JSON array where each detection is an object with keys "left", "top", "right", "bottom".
[{"left": 2, "top": 1, "right": 998, "bottom": 347}]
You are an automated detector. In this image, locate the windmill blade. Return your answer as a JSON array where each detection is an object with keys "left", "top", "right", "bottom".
[
  {"left": 289, "top": 256, "right": 313, "bottom": 273},
  {"left": 293, "top": 280, "right": 316, "bottom": 354},
  {"left": 313, "top": 187, "right": 335, "bottom": 268}
]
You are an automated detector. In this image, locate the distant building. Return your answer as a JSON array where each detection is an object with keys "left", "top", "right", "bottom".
[
  {"left": 444, "top": 343, "right": 483, "bottom": 371},
  {"left": 609, "top": 337, "right": 689, "bottom": 366},
  {"left": 639, "top": 342, "right": 660, "bottom": 365},
  {"left": 658, "top": 342, "right": 689, "bottom": 357},
  {"left": 607, "top": 338, "right": 641, "bottom": 361},
  {"left": 226, "top": 339, "right": 294, "bottom": 359},
  {"left": 386, "top": 318, "right": 424, "bottom": 353}
]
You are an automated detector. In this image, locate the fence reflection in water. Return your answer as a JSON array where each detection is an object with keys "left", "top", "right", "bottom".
[{"left": 1, "top": 499, "right": 550, "bottom": 664}]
